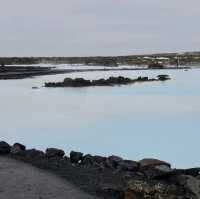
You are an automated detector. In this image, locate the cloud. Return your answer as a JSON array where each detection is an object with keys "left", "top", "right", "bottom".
[{"left": 0, "top": 0, "right": 199, "bottom": 56}]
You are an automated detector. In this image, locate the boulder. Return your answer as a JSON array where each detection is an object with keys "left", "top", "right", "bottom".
[
  {"left": 46, "top": 148, "right": 65, "bottom": 158},
  {"left": 137, "top": 76, "right": 148, "bottom": 81},
  {"left": 70, "top": 151, "right": 83, "bottom": 163},
  {"left": 92, "top": 155, "right": 107, "bottom": 164},
  {"left": 139, "top": 159, "right": 172, "bottom": 179},
  {"left": 0, "top": 141, "right": 11, "bottom": 155},
  {"left": 154, "top": 168, "right": 200, "bottom": 180},
  {"left": 63, "top": 78, "right": 73, "bottom": 84},
  {"left": 176, "top": 175, "right": 200, "bottom": 199},
  {"left": 82, "top": 154, "right": 93, "bottom": 165},
  {"left": 154, "top": 164, "right": 172, "bottom": 172},
  {"left": 25, "top": 149, "right": 45, "bottom": 158},
  {"left": 63, "top": 78, "right": 92, "bottom": 87},
  {"left": 125, "top": 180, "right": 153, "bottom": 199},
  {"left": 139, "top": 158, "right": 171, "bottom": 168},
  {"left": 92, "top": 78, "right": 106, "bottom": 86},
  {"left": 82, "top": 154, "right": 107, "bottom": 166},
  {"left": 157, "top": 74, "right": 170, "bottom": 81},
  {"left": 11, "top": 143, "right": 26, "bottom": 155},
  {"left": 125, "top": 179, "right": 183, "bottom": 199},
  {"left": 141, "top": 166, "right": 169, "bottom": 180},
  {"left": 118, "top": 160, "right": 139, "bottom": 171},
  {"left": 106, "top": 155, "right": 123, "bottom": 169},
  {"left": 73, "top": 78, "right": 91, "bottom": 87}
]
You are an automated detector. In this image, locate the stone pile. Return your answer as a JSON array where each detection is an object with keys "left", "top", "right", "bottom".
[
  {"left": 0, "top": 141, "right": 199, "bottom": 199},
  {"left": 44, "top": 75, "right": 170, "bottom": 88}
]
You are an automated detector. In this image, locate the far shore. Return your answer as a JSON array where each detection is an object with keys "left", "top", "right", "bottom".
[{"left": 0, "top": 65, "right": 191, "bottom": 80}]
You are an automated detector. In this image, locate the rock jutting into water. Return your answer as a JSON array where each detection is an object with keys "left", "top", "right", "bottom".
[
  {"left": 44, "top": 75, "right": 171, "bottom": 88},
  {"left": 1, "top": 141, "right": 200, "bottom": 199}
]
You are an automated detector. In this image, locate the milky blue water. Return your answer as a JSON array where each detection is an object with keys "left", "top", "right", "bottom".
[{"left": 0, "top": 68, "right": 199, "bottom": 168}]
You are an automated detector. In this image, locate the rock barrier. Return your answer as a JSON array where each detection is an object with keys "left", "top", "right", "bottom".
[{"left": 0, "top": 141, "right": 199, "bottom": 199}]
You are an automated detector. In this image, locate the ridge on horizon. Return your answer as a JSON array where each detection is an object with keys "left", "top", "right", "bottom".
[{"left": 1, "top": 51, "right": 200, "bottom": 58}]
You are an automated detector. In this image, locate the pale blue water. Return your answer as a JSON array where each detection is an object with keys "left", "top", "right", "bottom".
[{"left": 0, "top": 68, "right": 199, "bottom": 168}]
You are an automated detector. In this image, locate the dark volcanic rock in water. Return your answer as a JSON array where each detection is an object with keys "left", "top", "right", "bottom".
[
  {"left": 64, "top": 77, "right": 91, "bottom": 87},
  {"left": 45, "top": 75, "right": 170, "bottom": 88},
  {"left": 32, "top": 86, "right": 39, "bottom": 89},
  {"left": 157, "top": 74, "right": 170, "bottom": 81}
]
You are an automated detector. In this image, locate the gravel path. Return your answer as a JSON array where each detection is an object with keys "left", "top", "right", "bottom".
[{"left": 0, "top": 157, "right": 98, "bottom": 199}]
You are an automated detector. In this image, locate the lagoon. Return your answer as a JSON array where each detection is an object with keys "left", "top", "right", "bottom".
[{"left": 0, "top": 67, "right": 199, "bottom": 168}]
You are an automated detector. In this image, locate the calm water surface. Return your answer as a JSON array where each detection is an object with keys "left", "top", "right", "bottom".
[{"left": 0, "top": 68, "right": 199, "bottom": 168}]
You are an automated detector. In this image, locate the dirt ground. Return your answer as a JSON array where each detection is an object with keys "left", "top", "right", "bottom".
[{"left": 0, "top": 157, "right": 98, "bottom": 199}]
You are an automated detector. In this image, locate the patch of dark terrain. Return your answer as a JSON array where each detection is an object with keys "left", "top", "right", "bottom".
[
  {"left": 0, "top": 65, "right": 185, "bottom": 80},
  {"left": 0, "top": 65, "right": 52, "bottom": 72},
  {"left": 0, "top": 51, "right": 200, "bottom": 66},
  {"left": 0, "top": 65, "right": 73, "bottom": 79},
  {"left": 44, "top": 75, "right": 170, "bottom": 88},
  {"left": 1, "top": 141, "right": 200, "bottom": 199}
]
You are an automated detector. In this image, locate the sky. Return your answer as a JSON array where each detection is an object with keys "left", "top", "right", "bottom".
[{"left": 0, "top": 0, "right": 200, "bottom": 56}]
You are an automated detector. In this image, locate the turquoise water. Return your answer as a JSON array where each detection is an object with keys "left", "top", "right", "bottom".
[{"left": 0, "top": 68, "right": 199, "bottom": 168}]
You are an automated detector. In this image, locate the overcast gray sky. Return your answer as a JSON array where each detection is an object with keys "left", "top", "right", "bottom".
[{"left": 0, "top": 0, "right": 200, "bottom": 56}]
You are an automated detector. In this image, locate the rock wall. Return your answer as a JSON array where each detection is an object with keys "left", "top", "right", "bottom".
[{"left": 0, "top": 141, "right": 200, "bottom": 199}]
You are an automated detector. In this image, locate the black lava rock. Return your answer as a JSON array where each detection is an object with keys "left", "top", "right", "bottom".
[
  {"left": 11, "top": 143, "right": 26, "bottom": 155},
  {"left": 70, "top": 151, "right": 83, "bottom": 163},
  {"left": 46, "top": 148, "right": 65, "bottom": 158},
  {"left": 0, "top": 141, "right": 11, "bottom": 155}
]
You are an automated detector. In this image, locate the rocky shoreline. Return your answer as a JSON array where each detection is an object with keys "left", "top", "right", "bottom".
[
  {"left": 0, "top": 65, "right": 189, "bottom": 80},
  {"left": 44, "top": 75, "right": 170, "bottom": 88},
  {"left": 0, "top": 141, "right": 200, "bottom": 199},
  {"left": 0, "top": 66, "right": 76, "bottom": 80}
]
